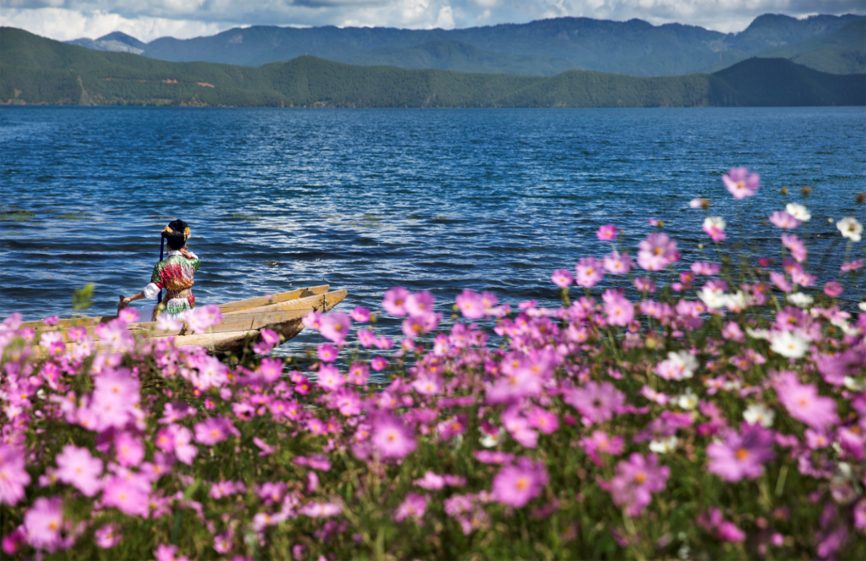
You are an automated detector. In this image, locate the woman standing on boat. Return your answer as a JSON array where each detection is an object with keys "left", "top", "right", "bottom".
[{"left": 117, "top": 219, "right": 201, "bottom": 322}]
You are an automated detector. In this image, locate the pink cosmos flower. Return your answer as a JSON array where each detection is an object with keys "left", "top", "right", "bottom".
[
  {"left": 405, "top": 291, "right": 435, "bottom": 317},
  {"left": 302, "top": 310, "right": 322, "bottom": 330},
  {"left": 257, "top": 357, "right": 283, "bottom": 383},
  {"left": 455, "top": 289, "right": 486, "bottom": 319},
  {"left": 102, "top": 475, "right": 149, "bottom": 516},
  {"left": 371, "top": 416, "right": 416, "bottom": 459},
  {"left": 187, "top": 304, "right": 223, "bottom": 334},
  {"left": 781, "top": 233, "right": 807, "bottom": 263},
  {"left": 824, "top": 281, "right": 843, "bottom": 297},
  {"left": 414, "top": 471, "right": 446, "bottom": 490},
  {"left": 195, "top": 416, "right": 237, "bottom": 445},
  {"left": 606, "top": 453, "right": 669, "bottom": 516},
  {"left": 382, "top": 287, "right": 410, "bottom": 316},
  {"left": 633, "top": 277, "right": 656, "bottom": 293},
  {"left": 564, "top": 381, "right": 625, "bottom": 425},
  {"left": 691, "top": 261, "right": 720, "bottom": 276},
  {"left": 706, "top": 423, "right": 775, "bottom": 482},
  {"left": 637, "top": 232, "right": 679, "bottom": 271},
  {"left": 597, "top": 224, "right": 618, "bottom": 242},
  {"left": 722, "top": 167, "right": 760, "bottom": 199},
  {"left": 550, "top": 269, "right": 574, "bottom": 288},
  {"left": 580, "top": 430, "right": 625, "bottom": 466},
  {"left": 528, "top": 407, "right": 559, "bottom": 435},
  {"left": 473, "top": 451, "right": 515, "bottom": 465},
  {"left": 350, "top": 306, "right": 371, "bottom": 322},
  {"left": 0, "top": 444, "right": 30, "bottom": 506},
  {"left": 155, "top": 544, "right": 190, "bottom": 561},
  {"left": 603, "top": 251, "right": 632, "bottom": 275},
  {"left": 55, "top": 445, "right": 103, "bottom": 496},
  {"left": 371, "top": 356, "right": 388, "bottom": 371},
  {"left": 114, "top": 432, "right": 144, "bottom": 467},
  {"left": 774, "top": 373, "right": 839, "bottom": 430},
  {"left": 575, "top": 257, "right": 605, "bottom": 288},
  {"left": 95, "top": 523, "right": 122, "bottom": 548},
  {"left": 299, "top": 501, "right": 342, "bottom": 518},
  {"left": 698, "top": 508, "right": 746, "bottom": 542},
  {"left": 117, "top": 307, "right": 139, "bottom": 324},
  {"left": 769, "top": 211, "right": 801, "bottom": 230},
  {"left": 319, "top": 313, "right": 351, "bottom": 343},
  {"left": 841, "top": 259, "right": 863, "bottom": 272},
  {"left": 395, "top": 493, "right": 428, "bottom": 523},
  {"left": 491, "top": 457, "right": 548, "bottom": 508},
  {"left": 770, "top": 271, "right": 793, "bottom": 292},
  {"left": 316, "top": 365, "right": 346, "bottom": 392},
  {"left": 357, "top": 328, "right": 377, "bottom": 348},
  {"left": 602, "top": 289, "right": 634, "bottom": 327},
  {"left": 317, "top": 343, "right": 339, "bottom": 362},
  {"left": 24, "top": 496, "right": 64, "bottom": 551}
]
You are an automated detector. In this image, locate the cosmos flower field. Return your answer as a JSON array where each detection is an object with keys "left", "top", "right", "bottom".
[{"left": 1, "top": 169, "right": 865, "bottom": 560}]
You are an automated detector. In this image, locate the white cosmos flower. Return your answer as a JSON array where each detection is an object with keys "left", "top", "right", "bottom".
[
  {"left": 479, "top": 428, "right": 504, "bottom": 448},
  {"left": 787, "top": 292, "right": 814, "bottom": 309},
  {"left": 703, "top": 216, "right": 726, "bottom": 231},
  {"left": 769, "top": 330, "right": 809, "bottom": 359},
  {"left": 860, "top": 303, "right": 866, "bottom": 312},
  {"left": 689, "top": 198, "right": 706, "bottom": 209},
  {"left": 649, "top": 436, "right": 678, "bottom": 454},
  {"left": 743, "top": 403, "right": 774, "bottom": 427},
  {"left": 843, "top": 377, "right": 865, "bottom": 391},
  {"left": 698, "top": 286, "right": 728, "bottom": 309},
  {"left": 785, "top": 203, "right": 811, "bottom": 221},
  {"left": 675, "top": 389, "right": 699, "bottom": 410},
  {"left": 746, "top": 328, "right": 770, "bottom": 340},
  {"left": 837, "top": 217, "right": 863, "bottom": 242},
  {"left": 725, "top": 291, "right": 750, "bottom": 313},
  {"left": 660, "top": 351, "right": 699, "bottom": 380}
]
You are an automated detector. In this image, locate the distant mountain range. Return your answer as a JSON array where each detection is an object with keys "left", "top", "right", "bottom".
[
  {"left": 62, "top": 13, "right": 866, "bottom": 77},
  {"left": 2, "top": 27, "right": 863, "bottom": 108}
]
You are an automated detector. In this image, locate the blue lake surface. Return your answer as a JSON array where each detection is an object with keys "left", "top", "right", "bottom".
[{"left": 1, "top": 106, "right": 865, "bottom": 353}]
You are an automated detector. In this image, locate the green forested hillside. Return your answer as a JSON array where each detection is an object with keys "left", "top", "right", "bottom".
[
  {"left": 2, "top": 28, "right": 863, "bottom": 108},
  {"left": 755, "top": 20, "right": 866, "bottom": 74},
  {"left": 336, "top": 41, "right": 582, "bottom": 76}
]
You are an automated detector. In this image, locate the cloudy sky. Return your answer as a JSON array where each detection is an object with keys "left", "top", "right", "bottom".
[{"left": 1, "top": 1, "right": 863, "bottom": 43}]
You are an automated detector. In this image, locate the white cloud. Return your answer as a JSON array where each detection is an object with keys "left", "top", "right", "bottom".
[
  {"left": 1, "top": 0, "right": 863, "bottom": 43},
  {"left": 0, "top": 8, "right": 230, "bottom": 41}
]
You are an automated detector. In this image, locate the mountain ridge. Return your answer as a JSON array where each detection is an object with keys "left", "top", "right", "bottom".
[
  {"left": 62, "top": 13, "right": 865, "bottom": 77},
  {"left": 4, "top": 27, "right": 863, "bottom": 108}
]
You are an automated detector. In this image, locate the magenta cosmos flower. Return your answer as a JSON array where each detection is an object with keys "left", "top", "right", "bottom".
[
  {"left": 455, "top": 289, "right": 486, "bottom": 319},
  {"left": 597, "top": 224, "right": 618, "bottom": 242},
  {"left": 603, "top": 251, "right": 632, "bottom": 275},
  {"left": 382, "top": 287, "right": 410, "bottom": 316},
  {"left": 55, "top": 445, "right": 103, "bottom": 497},
  {"left": 394, "top": 493, "right": 428, "bottom": 523},
  {"left": 564, "top": 381, "right": 625, "bottom": 425},
  {"left": 371, "top": 416, "right": 417, "bottom": 459},
  {"left": 0, "top": 444, "right": 30, "bottom": 506},
  {"left": 775, "top": 372, "right": 839, "bottom": 431},
  {"left": 637, "top": 232, "right": 679, "bottom": 271},
  {"left": 607, "top": 453, "right": 669, "bottom": 516},
  {"left": 318, "top": 312, "right": 351, "bottom": 343},
  {"left": 405, "top": 290, "right": 435, "bottom": 317},
  {"left": 706, "top": 423, "right": 775, "bottom": 482},
  {"left": 722, "top": 167, "right": 760, "bottom": 199},
  {"left": 769, "top": 211, "right": 801, "bottom": 230},
  {"left": 550, "top": 269, "right": 573, "bottom": 288},
  {"left": 575, "top": 257, "right": 605, "bottom": 288},
  {"left": 602, "top": 289, "right": 634, "bottom": 327},
  {"left": 24, "top": 497, "right": 65, "bottom": 552},
  {"left": 491, "top": 457, "right": 549, "bottom": 508}
]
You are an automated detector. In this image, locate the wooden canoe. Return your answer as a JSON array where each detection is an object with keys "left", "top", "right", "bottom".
[{"left": 23, "top": 285, "right": 347, "bottom": 355}]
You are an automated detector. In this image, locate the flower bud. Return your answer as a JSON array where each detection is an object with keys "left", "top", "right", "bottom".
[
  {"left": 801, "top": 186, "right": 812, "bottom": 196},
  {"left": 780, "top": 187, "right": 788, "bottom": 195},
  {"left": 857, "top": 192, "right": 865, "bottom": 204}
]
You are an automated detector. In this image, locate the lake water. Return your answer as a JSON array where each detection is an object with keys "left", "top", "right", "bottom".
[{"left": 1, "top": 106, "right": 865, "bottom": 354}]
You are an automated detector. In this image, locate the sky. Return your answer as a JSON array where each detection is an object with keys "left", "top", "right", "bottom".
[{"left": 1, "top": 1, "right": 863, "bottom": 43}]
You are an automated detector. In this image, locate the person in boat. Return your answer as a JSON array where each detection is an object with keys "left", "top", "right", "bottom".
[{"left": 117, "top": 219, "right": 201, "bottom": 322}]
